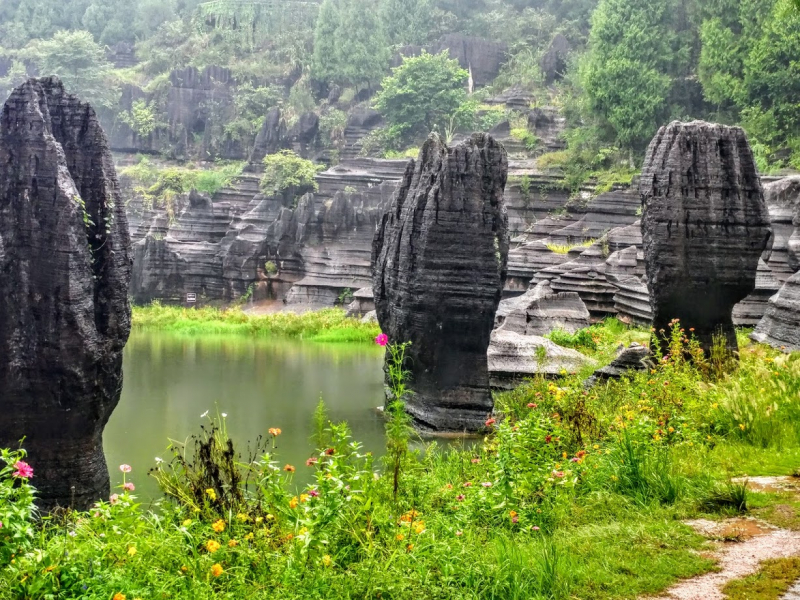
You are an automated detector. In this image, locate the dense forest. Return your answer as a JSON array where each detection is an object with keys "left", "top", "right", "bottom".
[{"left": 1, "top": 0, "right": 799, "bottom": 177}]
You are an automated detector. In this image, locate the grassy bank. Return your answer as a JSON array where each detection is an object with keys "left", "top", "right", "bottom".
[
  {"left": 2, "top": 321, "right": 800, "bottom": 599},
  {"left": 132, "top": 304, "right": 381, "bottom": 343}
]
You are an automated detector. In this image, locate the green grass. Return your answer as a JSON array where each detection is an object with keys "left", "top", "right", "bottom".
[
  {"left": 2, "top": 319, "right": 800, "bottom": 599},
  {"left": 723, "top": 557, "right": 800, "bottom": 600},
  {"left": 132, "top": 304, "right": 381, "bottom": 343}
]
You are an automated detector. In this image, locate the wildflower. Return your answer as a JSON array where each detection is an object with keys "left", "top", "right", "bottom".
[
  {"left": 255, "top": 516, "right": 264, "bottom": 524},
  {"left": 206, "top": 488, "right": 217, "bottom": 501},
  {"left": 739, "top": 423, "right": 746, "bottom": 431},
  {"left": 552, "top": 471, "right": 565, "bottom": 478},
  {"left": 182, "top": 519, "right": 192, "bottom": 527},
  {"left": 300, "top": 494, "right": 310, "bottom": 503},
  {"left": 127, "top": 546, "right": 137, "bottom": 556},
  {"left": 325, "top": 448, "right": 335, "bottom": 456},
  {"left": 228, "top": 540, "right": 238, "bottom": 548},
  {"left": 406, "top": 544, "right": 414, "bottom": 551},
  {"left": 289, "top": 496, "right": 299, "bottom": 509},
  {"left": 113, "top": 594, "right": 126, "bottom": 600},
  {"left": 236, "top": 513, "right": 249, "bottom": 522},
  {"left": 481, "top": 482, "right": 492, "bottom": 488},
  {"left": 206, "top": 540, "right": 221, "bottom": 553},
  {"left": 545, "top": 435, "right": 552, "bottom": 443},
  {"left": 527, "top": 403, "right": 538, "bottom": 408},
  {"left": 306, "top": 457, "right": 318, "bottom": 467},
  {"left": 471, "top": 458, "right": 481, "bottom": 464},
  {"left": 668, "top": 427, "right": 675, "bottom": 433},
  {"left": 396, "top": 533, "right": 405, "bottom": 541},
  {"left": 268, "top": 427, "right": 282, "bottom": 437},
  {"left": 509, "top": 510, "right": 518, "bottom": 519},
  {"left": 611, "top": 475, "right": 618, "bottom": 482},
  {"left": 212, "top": 519, "right": 226, "bottom": 533},
  {"left": 109, "top": 494, "right": 119, "bottom": 505},
  {"left": 533, "top": 526, "right": 540, "bottom": 531},
  {"left": 122, "top": 482, "right": 135, "bottom": 492},
  {"left": 375, "top": 333, "right": 389, "bottom": 346},
  {"left": 485, "top": 417, "right": 496, "bottom": 427},
  {"left": 463, "top": 482, "right": 472, "bottom": 487},
  {"left": 570, "top": 458, "right": 579, "bottom": 463},
  {"left": 562, "top": 452, "right": 567, "bottom": 459},
  {"left": 12, "top": 461, "right": 33, "bottom": 479},
  {"left": 201, "top": 410, "right": 209, "bottom": 418},
  {"left": 322, "top": 554, "right": 332, "bottom": 567},
  {"left": 68, "top": 530, "right": 76, "bottom": 537},
  {"left": 512, "top": 515, "right": 519, "bottom": 524},
  {"left": 221, "top": 413, "right": 227, "bottom": 418},
  {"left": 180, "top": 566, "right": 188, "bottom": 573},
  {"left": 308, "top": 489, "right": 320, "bottom": 498},
  {"left": 456, "top": 530, "right": 463, "bottom": 536},
  {"left": 284, "top": 464, "right": 296, "bottom": 473},
  {"left": 210, "top": 563, "right": 223, "bottom": 577},
  {"left": 456, "top": 494, "right": 465, "bottom": 501},
  {"left": 245, "top": 533, "right": 254, "bottom": 540},
  {"left": 119, "top": 464, "right": 132, "bottom": 474}
]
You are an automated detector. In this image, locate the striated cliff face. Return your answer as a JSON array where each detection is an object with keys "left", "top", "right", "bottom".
[
  {"left": 373, "top": 134, "right": 509, "bottom": 432},
  {"left": 0, "top": 78, "right": 131, "bottom": 510},
  {"left": 640, "top": 121, "right": 771, "bottom": 354}
]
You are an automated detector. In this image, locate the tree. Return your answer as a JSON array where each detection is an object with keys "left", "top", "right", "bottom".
[
  {"left": 373, "top": 50, "right": 468, "bottom": 140},
  {"left": 312, "top": 0, "right": 340, "bottom": 82},
  {"left": 82, "top": 0, "right": 137, "bottom": 44},
  {"left": 581, "top": 0, "right": 681, "bottom": 151},
  {"left": 380, "top": 0, "right": 431, "bottom": 46},
  {"left": 24, "top": 30, "right": 118, "bottom": 109},
  {"left": 335, "top": 0, "right": 390, "bottom": 89}
]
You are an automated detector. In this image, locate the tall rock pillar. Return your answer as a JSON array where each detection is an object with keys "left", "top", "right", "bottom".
[
  {"left": 640, "top": 121, "right": 771, "bottom": 354},
  {"left": 0, "top": 78, "right": 132, "bottom": 510},
  {"left": 372, "top": 133, "right": 509, "bottom": 432}
]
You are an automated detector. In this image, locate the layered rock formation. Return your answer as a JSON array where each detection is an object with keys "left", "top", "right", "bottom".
[
  {"left": 640, "top": 121, "right": 771, "bottom": 354},
  {"left": 0, "top": 78, "right": 132, "bottom": 510},
  {"left": 751, "top": 271, "right": 800, "bottom": 350},
  {"left": 372, "top": 134, "right": 509, "bottom": 431},
  {"left": 583, "top": 343, "right": 651, "bottom": 388},
  {"left": 495, "top": 281, "right": 590, "bottom": 335}
]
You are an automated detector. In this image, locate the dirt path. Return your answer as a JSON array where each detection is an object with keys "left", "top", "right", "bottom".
[{"left": 649, "top": 476, "right": 800, "bottom": 600}]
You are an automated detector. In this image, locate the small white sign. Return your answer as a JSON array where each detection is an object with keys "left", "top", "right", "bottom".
[{"left": 186, "top": 293, "right": 197, "bottom": 303}]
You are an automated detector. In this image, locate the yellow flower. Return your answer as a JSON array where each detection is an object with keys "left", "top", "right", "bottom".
[
  {"left": 255, "top": 516, "right": 264, "bottom": 524},
  {"left": 300, "top": 494, "right": 310, "bottom": 503},
  {"left": 113, "top": 594, "right": 126, "bottom": 600},
  {"left": 180, "top": 565, "right": 188, "bottom": 573},
  {"left": 406, "top": 544, "right": 414, "bottom": 551},
  {"left": 268, "top": 427, "right": 282, "bottom": 436},
  {"left": 289, "top": 496, "right": 298, "bottom": 509},
  {"left": 413, "top": 522, "right": 426, "bottom": 535},
  {"left": 396, "top": 533, "right": 405, "bottom": 541},
  {"left": 668, "top": 427, "right": 674, "bottom": 433},
  {"left": 127, "top": 546, "right": 137, "bottom": 557},
  {"left": 182, "top": 519, "right": 192, "bottom": 527},
  {"left": 245, "top": 532, "right": 254, "bottom": 540},
  {"left": 206, "top": 539, "right": 221, "bottom": 553},
  {"left": 711, "top": 403, "right": 719, "bottom": 409},
  {"left": 206, "top": 488, "right": 217, "bottom": 501},
  {"left": 228, "top": 539, "right": 238, "bottom": 548},
  {"left": 212, "top": 519, "right": 226, "bottom": 533},
  {"left": 298, "top": 527, "right": 309, "bottom": 536},
  {"left": 739, "top": 423, "right": 746, "bottom": 431},
  {"left": 236, "top": 513, "right": 249, "bottom": 522},
  {"left": 593, "top": 444, "right": 600, "bottom": 450},
  {"left": 266, "top": 514, "right": 275, "bottom": 520},
  {"left": 210, "top": 563, "right": 224, "bottom": 577},
  {"left": 562, "top": 452, "right": 567, "bottom": 459},
  {"left": 322, "top": 554, "right": 332, "bottom": 567},
  {"left": 611, "top": 475, "right": 618, "bottom": 482}
]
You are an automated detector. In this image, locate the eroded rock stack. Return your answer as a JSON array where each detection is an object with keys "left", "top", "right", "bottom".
[
  {"left": 0, "top": 78, "right": 132, "bottom": 510},
  {"left": 372, "top": 133, "right": 509, "bottom": 431},
  {"left": 640, "top": 121, "right": 771, "bottom": 354}
]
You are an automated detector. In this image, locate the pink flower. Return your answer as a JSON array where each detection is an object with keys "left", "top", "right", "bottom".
[
  {"left": 485, "top": 418, "right": 496, "bottom": 427},
  {"left": 463, "top": 482, "right": 472, "bottom": 487},
  {"left": 471, "top": 458, "right": 480, "bottom": 464},
  {"left": 455, "top": 530, "right": 463, "bottom": 536},
  {"left": 533, "top": 526, "right": 540, "bottom": 531},
  {"left": 109, "top": 494, "right": 119, "bottom": 505},
  {"left": 119, "top": 464, "right": 132, "bottom": 474},
  {"left": 12, "top": 461, "right": 33, "bottom": 479},
  {"left": 456, "top": 494, "right": 465, "bottom": 501},
  {"left": 375, "top": 333, "right": 389, "bottom": 347},
  {"left": 511, "top": 515, "right": 519, "bottom": 524},
  {"left": 552, "top": 471, "right": 565, "bottom": 478},
  {"left": 308, "top": 489, "right": 320, "bottom": 497},
  {"left": 123, "top": 482, "right": 135, "bottom": 492},
  {"left": 306, "top": 457, "right": 318, "bottom": 467},
  {"left": 570, "top": 458, "right": 579, "bottom": 463},
  {"left": 481, "top": 482, "right": 492, "bottom": 488},
  {"left": 527, "top": 403, "right": 538, "bottom": 409}
]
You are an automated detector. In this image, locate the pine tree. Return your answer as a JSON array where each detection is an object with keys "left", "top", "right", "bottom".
[
  {"left": 335, "top": 0, "right": 390, "bottom": 90},
  {"left": 312, "top": 0, "right": 341, "bottom": 83}
]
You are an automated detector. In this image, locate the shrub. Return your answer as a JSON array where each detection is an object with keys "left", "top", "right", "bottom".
[{"left": 260, "top": 150, "right": 322, "bottom": 200}]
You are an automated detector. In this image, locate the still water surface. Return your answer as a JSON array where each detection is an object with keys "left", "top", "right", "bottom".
[{"left": 105, "top": 331, "right": 386, "bottom": 498}]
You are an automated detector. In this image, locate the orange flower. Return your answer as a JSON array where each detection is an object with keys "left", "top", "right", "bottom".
[
  {"left": 289, "top": 496, "right": 298, "bottom": 509},
  {"left": 284, "top": 464, "right": 296, "bottom": 473},
  {"left": 210, "top": 563, "right": 223, "bottom": 577},
  {"left": 268, "top": 428, "right": 282, "bottom": 436},
  {"left": 206, "top": 539, "right": 221, "bottom": 553},
  {"left": 212, "top": 519, "right": 226, "bottom": 533},
  {"left": 113, "top": 594, "right": 126, "bottom": 600},
  {"left": 228, "top": 539, "right": 238, "bottom": 548},
  {"left": 406, "top": 544, "right": 414, "bottom": 551},
  {"left": 180, "top": 565, "right": 188, "bottom": 573},
  {"left": 396, "top": 533, "right": 405, "bottom": 541}
]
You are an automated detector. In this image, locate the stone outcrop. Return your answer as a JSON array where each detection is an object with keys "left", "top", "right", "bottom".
[
  {"left": 0, "top": 78, "right": 132, "bottom": 510},
  {"left": 640, "top": 121, "right": 771, "bottom": 354},
  {"left": 249, "top": 107, "right": 287, "bottom": 166},
  {"left": 584, "top": 343, "right": 651, "bottom": 388},
  {"left": 488, "top": 329, "right": 596, "bottom": 389},
  {"left": 751, "top": 271, "right": 800, "bottom": 351},
  {"left": 540, "top": 34, "right": 570, "bottom": 84},
  {"left": 496, "top": 281, "right": 591, "bottom": 335},
  {"left": 372, "top": 133, "right": 509, "bottom": 432}
]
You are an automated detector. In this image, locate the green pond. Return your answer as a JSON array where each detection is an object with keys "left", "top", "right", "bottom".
[{"left": 104, "top": 331, "right": 386, "bottom": 499}]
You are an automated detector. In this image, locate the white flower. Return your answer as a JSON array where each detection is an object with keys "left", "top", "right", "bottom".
[
  {"left": 201, "top": 410, "right": 209, "bottom": 418},
  {"left": 155, "top": 457, "right": 163, "bottom": 464},
  {"left": 221, "top": 413, "right": 228, "bottom": 418}
]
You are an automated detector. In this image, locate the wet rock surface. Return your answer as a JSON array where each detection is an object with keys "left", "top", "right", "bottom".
[
  {"left": 0, "top": 77, "right": 132, "bottom": 510},
  {"left": 372, "top": 133, "right": 509, "bottom": 432},
  {"left": 640, "top": 121, "right": 771, "bottom": 354}
]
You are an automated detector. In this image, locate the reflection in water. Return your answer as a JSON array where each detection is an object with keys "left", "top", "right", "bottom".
[{"left": 105, "top": 332, "right": 386, "bottom": 499}]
